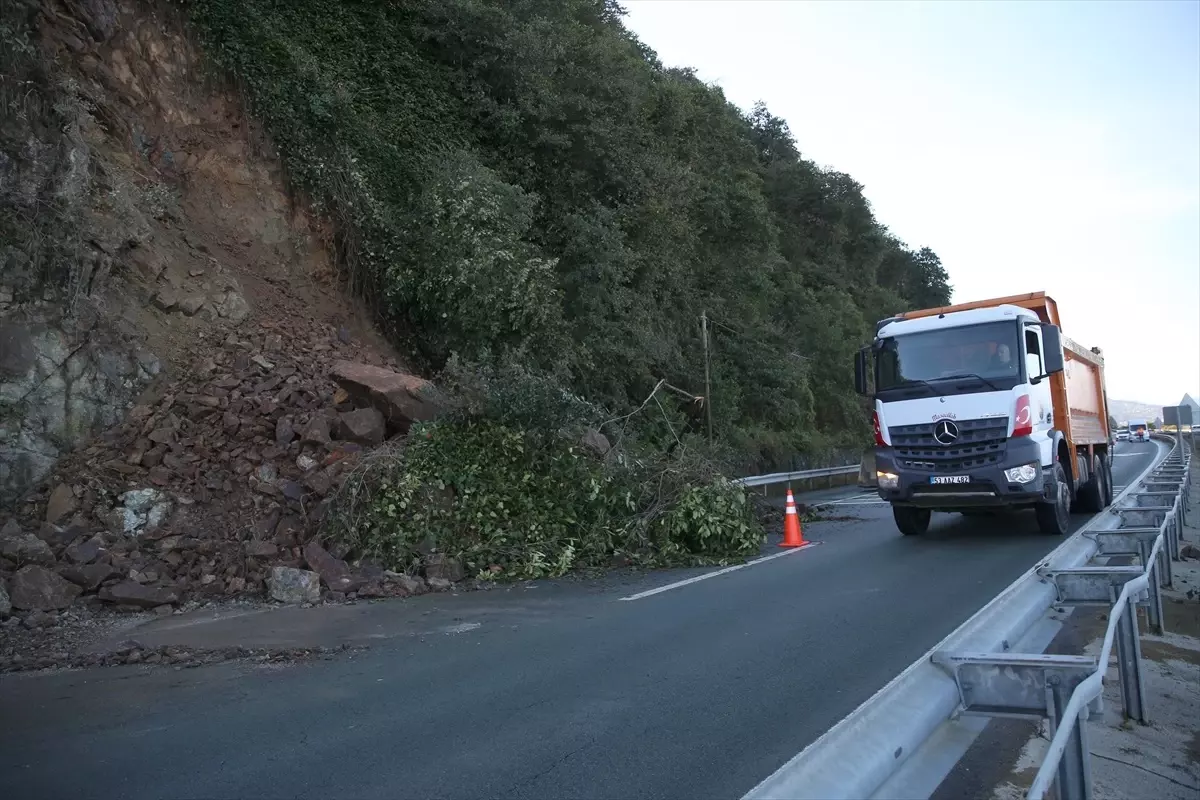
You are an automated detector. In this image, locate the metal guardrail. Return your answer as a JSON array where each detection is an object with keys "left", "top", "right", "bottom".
[
  {"left": 1026, "top": 434, "right": 1191, "bottom": 800},
  {"left": 733, "top": 464, "right": 860, "bottom": 489},
  {"left": 743, "top": 433, "right": 1191, "bottom": 800}
]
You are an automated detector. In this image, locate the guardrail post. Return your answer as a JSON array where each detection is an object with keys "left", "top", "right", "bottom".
[
  {"left": 1046, "top": 675, "right": 1093, "bottom": 800},
  {"left": 1110, "top": 585, "right": 1148, "bottom": 724},
  {"left": 1140, "top": 544, "right": 1165, "bottom": 635}
]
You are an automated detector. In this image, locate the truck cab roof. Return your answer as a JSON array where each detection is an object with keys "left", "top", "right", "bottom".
[{"left": 876, "top": 304, "right": 1038, "bottom": 339}]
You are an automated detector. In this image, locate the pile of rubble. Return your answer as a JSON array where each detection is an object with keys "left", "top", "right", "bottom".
[{"left": 1, "top": 321, "right": 456, "bottom": 625}]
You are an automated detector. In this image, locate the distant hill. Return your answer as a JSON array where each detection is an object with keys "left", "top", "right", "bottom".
[
  {"left": 1110, "top": 399, "right": 1167, "bottom": 424},
  {"left": 1109, "top": 395, "right": 1200, "bottom": 425}
]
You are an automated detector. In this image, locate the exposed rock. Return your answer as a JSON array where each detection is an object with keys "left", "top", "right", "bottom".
[
  {"left": 0, "top": 528, "right": 56, "bottom": 566},
  {"left": 424, "top": 553, "right": 465, "bottom": 582},
  {"left": 119, "top": 488, "right": 173, "bottom": 534},
  {"left": 581, "top": 428, "right": 612, "bottom": 457},
  {"left": 22, "top": 610, "right": 58, "bottom": 629},
  {"left": 331, "top": 361, "right": 440, "bottom": 433},
  {"left": 99, "top": 581, "right": 180, "bottom": 609},
  {"left": 0, "top": 318, "right": 156, "bottom": 504},
  {"left": 59, "top": 562, "right": 121, "bottom": 591},
  {"left": 385, "top": 571, "right": 427, "bottom": 596},
  {"left": 0, "top": 582, "right": 10, "bottom": 618},
  {"left": 178, "top": 294, "right": 206, "bottom": 316},
  {"left": 301, "top": 414, "right": 332, "bottom": 445},
  {"left": 275, "top": 417, "right": 296, "bottom": 445},
  {"left": 267, "top": 566, "right": 321, "bottom": 604},
  {"left": 245, "top": 541, "right": 278, "bottom": 559},
  {"left": 153, "top": 288, "right": 179, "bottom": 310},
  {"left": 9, "top": 565, "right": 82, "bottom": 610},
  {"left": 36, "top": 522, "right": 78, "bottom": 549},
  {"left": 427, "top": 576, "right": 453, "bottom": 592},
  {"left": 303, "top": 540, "right": 363, "bottom": 593},
  {"left": 45, "top": 484, "right": 78, "bottom": 523},
  {"left": 335, "top": 407, "right": 386, "bottom": 446},
  {"left": 213, "top": 289, "right": 250, "bottom": 322},
  {"left": 64, "top": 536, "right": 105, "bottom": 565}
]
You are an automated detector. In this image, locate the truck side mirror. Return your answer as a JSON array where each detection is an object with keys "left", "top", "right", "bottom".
[
  {"left": 854, "top": 348, "right": 870, "bottom": 395},
  {"left": 1041, "top": 323, "right": 1065, "bottom": 374}
]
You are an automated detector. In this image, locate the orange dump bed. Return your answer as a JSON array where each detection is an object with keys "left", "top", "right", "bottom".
[{"left": 896, "top": 291, "right": 1111, "bottom": 454}]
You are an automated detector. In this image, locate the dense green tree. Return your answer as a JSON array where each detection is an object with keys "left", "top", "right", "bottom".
[{"left": 189, "top": 0, "right": 952, "bottom": 472}]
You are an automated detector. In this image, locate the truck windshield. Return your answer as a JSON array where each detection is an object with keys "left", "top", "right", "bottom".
[{"left": 876, "top": 321, "right": 1022, "bottom": 394}]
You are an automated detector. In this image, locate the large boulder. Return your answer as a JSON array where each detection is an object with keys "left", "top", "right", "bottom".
[
  {"left": 9, "top": 565, "right": 82, "bottom": 610},
  {"left": 267, "top": 566, "right": 321, "bottom": 604},
  {"left": 0, "top": 521, "right": 56, "bottom": 566},
  {"left": 303, "top": 540, "right": 364, "bottom": 593},
  {"left": 330, "top": 361, "right": 440, "bottom": 433},
  {"left": 423, "top": 553, "right": 465, "bottom": 582},
  {"left": 59, "top": 562, "right": 121, "bottom": 591}
]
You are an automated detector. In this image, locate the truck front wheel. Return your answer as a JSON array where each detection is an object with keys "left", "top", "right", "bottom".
[
  {"left": 893, "top": 506, "right": 931, "bottom": 536},
  {"left": 1035, "top": 462, "right": 1071, "bottom": 535}
]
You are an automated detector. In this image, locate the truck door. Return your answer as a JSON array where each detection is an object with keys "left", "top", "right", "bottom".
[{"left": 1024, "top": 323, "right": 1054, "bottom": 463}]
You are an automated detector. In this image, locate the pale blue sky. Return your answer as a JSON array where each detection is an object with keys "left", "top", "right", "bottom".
[{"left": 622, "top": 0, "right": 1199, "bottom": 406}]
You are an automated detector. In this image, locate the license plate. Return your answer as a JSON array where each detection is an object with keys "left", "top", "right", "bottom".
[{"left": 930, "top": 475, "right": 970, "bottom": 484}]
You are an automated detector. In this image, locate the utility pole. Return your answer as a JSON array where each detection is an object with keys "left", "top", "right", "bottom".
[{"left": 701, "top": 310, "right": 713, "bottom": 444}]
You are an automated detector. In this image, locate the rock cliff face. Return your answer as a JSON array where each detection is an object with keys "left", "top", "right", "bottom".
[
  {"left": 1, "top": 0, "right": 438, "bottom": 613},
  {"left": 1, "top": 0, "right": 389, "bottom": 504}
]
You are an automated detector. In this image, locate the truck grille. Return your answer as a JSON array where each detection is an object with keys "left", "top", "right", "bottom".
[{"left": 888, "top": 417, "right": 1009, "bottom": 472}]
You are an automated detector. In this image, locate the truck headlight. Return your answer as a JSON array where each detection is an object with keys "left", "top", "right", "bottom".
[
  {"left": 1004, "top": 462, "right": 1039, "bottom": 484},
  {"left": 877, "top": 471, "right": 899, "bottom": 489}
]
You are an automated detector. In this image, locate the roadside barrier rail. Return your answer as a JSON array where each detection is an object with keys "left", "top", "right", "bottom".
[
  {"left": 733, "top": 464, "right": 859, "bottom": 489},
  {"left": 1026, "top": 436, "right": 1190, "bottom": 800},
  {"left": 743, "top": 433, "right": 1191, "bottom": 800}
]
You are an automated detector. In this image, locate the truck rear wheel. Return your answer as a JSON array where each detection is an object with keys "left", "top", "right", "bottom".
[
  {"left": 893, "top": 506, "right": 931, "bottom": 536},
  {"left": 1076, "top": 455, "right": 1107, "bottom": 513},
  {"left": 1036, "top": 462, "right": 1071, "bottom": 535}
]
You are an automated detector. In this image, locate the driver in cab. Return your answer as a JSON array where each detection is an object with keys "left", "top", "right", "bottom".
[{"left": 986, "top": 343, "right": 1017, "bottom": 375}]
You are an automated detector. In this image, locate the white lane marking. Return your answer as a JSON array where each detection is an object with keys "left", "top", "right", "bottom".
[
  {"left": 1113, "top": 453, "right": 1143, "bottom": 457},
  {"left": 440, "top": 622, "right": 481, "bottom": 634},
  {"left": 618, "top": 543, "right": 819, "bottom": 601}
]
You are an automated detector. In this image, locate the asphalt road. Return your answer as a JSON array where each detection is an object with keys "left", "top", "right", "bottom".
[{"left": 0, "top": 440, "right": 1161, "bottom": 800}]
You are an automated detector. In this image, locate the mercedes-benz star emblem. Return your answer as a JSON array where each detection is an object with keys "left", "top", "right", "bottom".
[{"left": 933, "top": 419, "right": 960, "bottom": 445}]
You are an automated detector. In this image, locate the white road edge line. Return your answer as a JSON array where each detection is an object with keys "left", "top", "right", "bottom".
[{"left": 618, "top": 543, "right": 819, "bottom": 602}]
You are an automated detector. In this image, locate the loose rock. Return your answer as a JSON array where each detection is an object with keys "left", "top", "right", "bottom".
[
  {"left": 65, "top": 536, "right": 105, "bottom": 565},
  {"left": 45, "top": 484, "right": 78, "bottom": 524},
  {"left": 424, "top": 553, "right": 465, "bottom": 583},
  {"left": 335, "top": 407, "right": 386, "bottom": 446},
  {"left": 303, "top": 540, "right": 363, "bottom": 593},
  {"left": 0, "top": 526, "right": 56, "bottom": 567},
  {"left": 331, "top": 361, "right": 440, "bottom": 432},
  {"left": 267, "top": 566, "right": 321, "bottom": 604},
  {"left": 98, "top": 581, "right": 180, "bottom": 609},
  {"left": 10, "top": 565, "right": 82, "bottom": 610}
]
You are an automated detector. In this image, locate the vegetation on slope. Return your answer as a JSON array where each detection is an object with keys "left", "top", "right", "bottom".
[{"left": 187, "top": 0, "right": 951, "bottom": 475}]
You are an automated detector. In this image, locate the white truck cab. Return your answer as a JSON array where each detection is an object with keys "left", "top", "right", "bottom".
[{"left": 855, "top": 295, "right": 1112, "bottom": 537}]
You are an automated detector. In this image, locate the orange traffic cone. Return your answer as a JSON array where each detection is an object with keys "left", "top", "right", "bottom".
[{"left": 780, "top": 487, "right": 807, "bottom": 547}]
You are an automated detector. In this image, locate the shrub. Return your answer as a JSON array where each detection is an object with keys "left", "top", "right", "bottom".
[{"left": 325, "top": 364, "right": 765, "bottom": 580}]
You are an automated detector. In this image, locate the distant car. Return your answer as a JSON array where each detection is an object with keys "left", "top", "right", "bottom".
[{"left": 1116, "top": 430, "right": 1130, "bottom": 442}]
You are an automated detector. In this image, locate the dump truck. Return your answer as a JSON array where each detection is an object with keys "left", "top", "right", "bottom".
[{"left": 853, "top": 291, "right": 1113, "bottom": 536}]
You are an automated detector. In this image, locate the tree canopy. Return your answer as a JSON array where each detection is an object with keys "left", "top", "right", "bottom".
[{"left": 189, "top": 0, "right": 952, "bottom": 472}]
